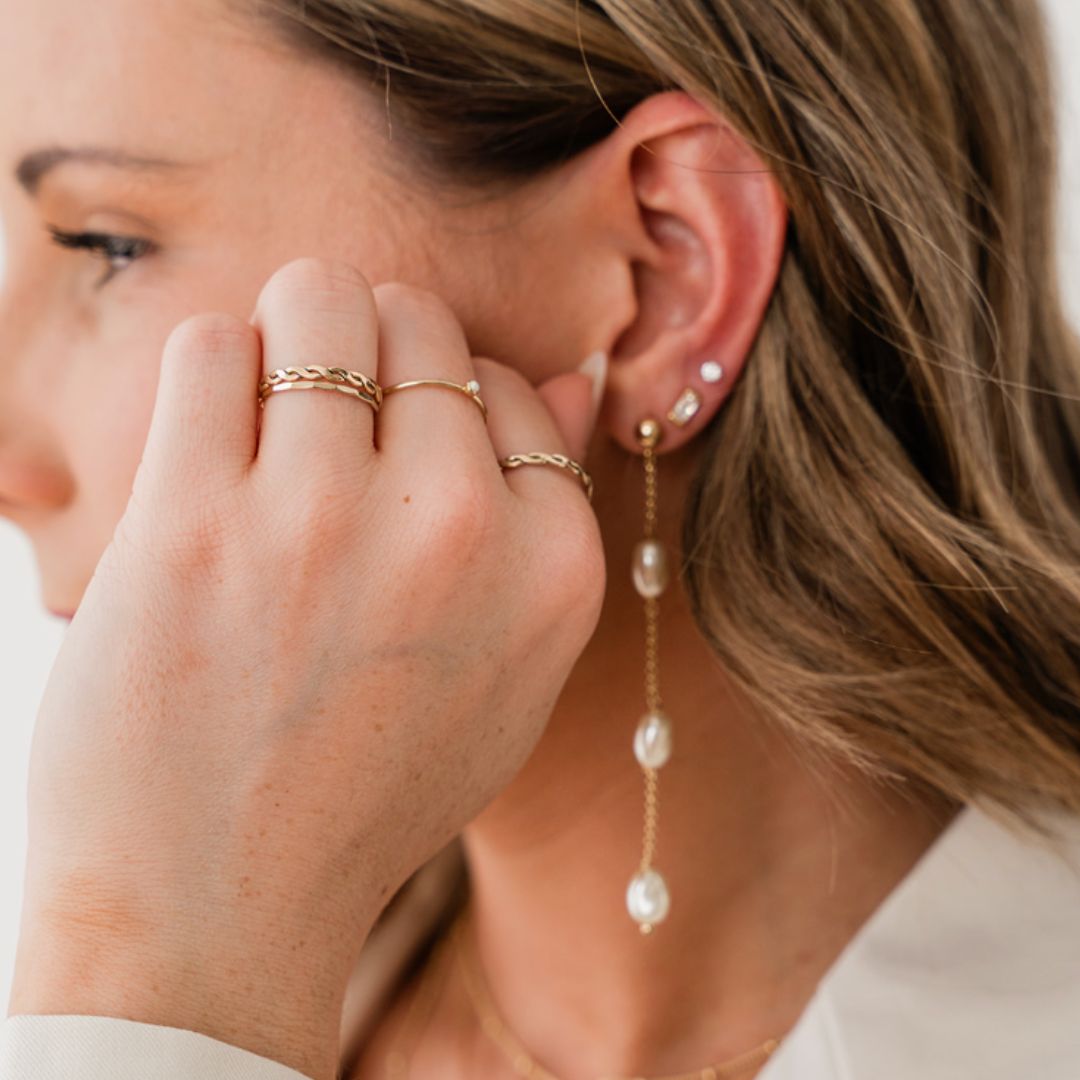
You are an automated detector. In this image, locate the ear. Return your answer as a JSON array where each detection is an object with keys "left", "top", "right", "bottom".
[{"left": 589, "top": 91, "right": 788, "bottom": 454}]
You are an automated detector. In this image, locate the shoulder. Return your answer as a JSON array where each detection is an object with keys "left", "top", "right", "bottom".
[{"left": 764, "top": 802, "right": 1080, "bottom": 1080}]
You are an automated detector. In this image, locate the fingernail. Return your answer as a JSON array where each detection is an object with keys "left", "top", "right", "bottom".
[{"left": 577, "top": 349, "right": 609, "bottom": 428}]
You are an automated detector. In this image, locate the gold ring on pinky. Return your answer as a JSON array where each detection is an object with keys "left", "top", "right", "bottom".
[
  {"left": 498, "top": 452, "right": 594, "bottom": 503},
  {"left": 258, "top": 365, "right": 382, "bottom": 411},
  {"left": 381, "top": 378, "right": 488, "bottom": 421}
]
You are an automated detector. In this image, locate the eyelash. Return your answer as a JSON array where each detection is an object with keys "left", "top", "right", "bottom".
[{"left": 46, "top": 225, "right": 155, "bottom": 288}]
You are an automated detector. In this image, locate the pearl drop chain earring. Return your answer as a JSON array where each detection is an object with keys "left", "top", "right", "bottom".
[{"left": 626, "top": 417, "right": 673, "bottom": 933}]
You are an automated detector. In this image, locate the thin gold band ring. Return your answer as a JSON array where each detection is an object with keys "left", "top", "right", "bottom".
[
  {"left": 382, "top": 378, "right": 488, "bottom": 421},
  {"left": 258, "top": 379, "right": 381, "bottom": 411},
  {"left": 258, "top": 365, "right": 382, "bottom": 411},
  {"left": 498, "top": 452, "right": 594, "bottom": 503}
]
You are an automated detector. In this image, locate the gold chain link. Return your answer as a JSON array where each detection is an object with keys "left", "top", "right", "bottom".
[
  {"left": 640, "top": 440, "right": 661, "bottom": 875},
  {"left": 644, "top": 594, "right": 661, "bottom": 712},
  {"left": 640, "top": 765, "right": 660, "bottom": 872},
  {"left": 382, "top": 908, "right": 783, "bottom": 1080}
]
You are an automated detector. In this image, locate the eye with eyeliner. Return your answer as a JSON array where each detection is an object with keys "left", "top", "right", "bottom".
[{"left": 45, "top": 224, "right": 156, "bottom": 288}]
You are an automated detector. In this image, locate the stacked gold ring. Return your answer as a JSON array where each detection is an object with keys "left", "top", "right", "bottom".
[
  {"left": 258, "top": 365, "right": 382, "bottom": 411},
  {"left": 256, "top": 366, "right": 594, "bottom": 502}
]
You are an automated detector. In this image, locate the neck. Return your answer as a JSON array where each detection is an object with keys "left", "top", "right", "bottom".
[{"left": 459, "top": 438, "right": 959, "bottom": 1079}]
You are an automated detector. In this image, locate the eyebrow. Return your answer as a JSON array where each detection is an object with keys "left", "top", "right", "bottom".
[{"left": 15, "top": 145, "right": 198, "bottom": 197}]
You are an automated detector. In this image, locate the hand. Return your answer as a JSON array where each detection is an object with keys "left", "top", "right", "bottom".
[{"left": 8, "top": 258, "right": 606, "bottom": 1080}]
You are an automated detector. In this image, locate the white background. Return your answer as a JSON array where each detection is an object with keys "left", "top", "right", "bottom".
[{"left": 2, "top": 0, "right": 1080, "bottom": 1007}]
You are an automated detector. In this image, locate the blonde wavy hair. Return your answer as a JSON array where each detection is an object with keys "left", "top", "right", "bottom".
[{"left": 240, "top": 0, "right": 1080, "bottom": 836}]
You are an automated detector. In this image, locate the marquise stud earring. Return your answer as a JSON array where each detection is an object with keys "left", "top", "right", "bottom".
[{"left": 626, "top": 417, "right": 673, "bottom": 934}]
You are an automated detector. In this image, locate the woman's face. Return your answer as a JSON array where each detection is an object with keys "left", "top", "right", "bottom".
[{"left": 0, "top": 0, "right": 592, "bottom": 618}]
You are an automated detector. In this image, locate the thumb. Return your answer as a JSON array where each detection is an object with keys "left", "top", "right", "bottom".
[{"left": 536, "top": 350, "right": 608, "bottom": 462}]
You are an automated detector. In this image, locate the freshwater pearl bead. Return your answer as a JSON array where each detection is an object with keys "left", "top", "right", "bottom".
[
  {"left": 626, "top": 868, "right": 671, "bottom": 927},
  {"left": 634, "top": 710, "right": 673, "bottom": 769},
  {"left": 632, "top": 539, "right": 669, "bottom": 598}
]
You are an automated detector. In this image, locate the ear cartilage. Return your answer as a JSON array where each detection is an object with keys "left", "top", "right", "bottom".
[
  {"left": 700, "top": 360, "right": 725, "bottom": 384},
  {"left": 667, "top": 387, "right": 703, "bottom": 427}
]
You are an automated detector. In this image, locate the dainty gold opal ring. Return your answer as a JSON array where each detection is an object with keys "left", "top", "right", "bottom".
[
  {"left": 498, "top": 452, "right": 594, "bottom": 503},
  {"left": 258, "top": 365, "right": 382, "bottom": 412},
  {"left": 381, "top": 378, "right": 488, "bottom": 421}
]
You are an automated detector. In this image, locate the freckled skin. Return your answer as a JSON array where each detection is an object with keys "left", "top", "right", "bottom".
[
  {"left": 0, "top": 4, "right": 957, "bottom": 1078},
  {"left": 0, "top": 0, "right": 592, "bottom": 615}
]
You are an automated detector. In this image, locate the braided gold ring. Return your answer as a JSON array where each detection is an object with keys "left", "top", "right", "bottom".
[
  {"left": 258, "top": 365, "right": 382, "bottom": 412},
  {"left": 381, "top": 378, "right": 487, "bottom": 421},
  {"left": 498, "top": 452, "right": 594, "bottom": 503}
]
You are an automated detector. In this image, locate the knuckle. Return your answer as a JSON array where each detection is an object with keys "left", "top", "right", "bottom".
[
  {"left": 540, "top": 508, "right": 606, "bottom": 625},
  {"left": 419, "top": 472, "right": 499, "bottom": 565},
  {"left": 262, "top": 256, "right": 373, "bottom": 312},
  {"left": 577, "top": 522, "right": 608, "bottom": 618},
  {"left": 480, "top": 356, "right": 529, "bottom": 392},
  {"left": 147, "top": 496, "right": 237, "bottom": 584},
  {"left": 373, "top": 282, "right": 462, "bottom": 338},
  {"left": 471, "top": 356, "right": 518, "bottom": 395},
  {"left": 471, "top": 356, "right": 500, "bottom": 379},
  {"left": 282, "top": 481, "right": 356, "bottom": 551},
  {"left": 164, "top": 312, "right": 256, "bottom": 362},
  {"left": 566, "top": 504, "right": 605, "bottom": 575}
]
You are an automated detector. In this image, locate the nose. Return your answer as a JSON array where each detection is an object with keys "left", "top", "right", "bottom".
[{"left": 0, "top": 252, "right": 75, "bottom": 523}]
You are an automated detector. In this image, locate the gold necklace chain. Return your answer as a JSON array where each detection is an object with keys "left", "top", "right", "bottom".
[{"left": 383, "top": 906, "right": 784, "bottom": 1080}]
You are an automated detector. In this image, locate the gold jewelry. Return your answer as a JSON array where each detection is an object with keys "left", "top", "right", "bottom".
[
  {"left": 666, "top": 387, "right": 702, "bottom": 427},
  {"left": 258, "top": 364, "right": 382, "bottom": 411},
  {"left": 449, "top": 906, "right": 784, "bottom": 1080},
  {"left": 627, "top": 417, "right": 671, "bottom": 933},
  {"left": 259, "top": 379, "right": 383, "bottom": 410},
  {"left": 498, "top": 452, "right": 594, "bottom": 503},
  {"left": 382, "top": 377, "right": 488, "bottom": 420}
]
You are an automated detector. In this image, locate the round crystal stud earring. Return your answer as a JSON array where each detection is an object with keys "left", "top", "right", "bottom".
[{"left": 700, "top": 359, "right": 724, "bottom": 384}]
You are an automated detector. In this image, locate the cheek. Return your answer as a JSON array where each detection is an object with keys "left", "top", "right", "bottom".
[
  {"left": 67, "top": 256, "right": 272, "bottom": 540},
  {"left": 67, "top": 308, "right": 182, "bottom": 547}
]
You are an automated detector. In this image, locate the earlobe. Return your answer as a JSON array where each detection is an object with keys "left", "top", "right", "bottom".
[{"left": 600, "top": 91, "right": 788, "bottom": 454}]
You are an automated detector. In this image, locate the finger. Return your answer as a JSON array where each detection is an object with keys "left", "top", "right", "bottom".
[
  {"left": 535, "top": 372, "right": 596, "bottom": 464},
  {"left": 372, "top": 284, "right": 492, "bottom": 466},
  {"left": 537, "top": 349, "right": 607, "bottom": 462},
  {"left": 136, "top": 312, "right": 262, "bottom": 507},
  {"left": 476, "top": 359, "right": 596, "bottom": 507},
  {"left": 251, "top": 258, "right": 380, "bottom": 481}
]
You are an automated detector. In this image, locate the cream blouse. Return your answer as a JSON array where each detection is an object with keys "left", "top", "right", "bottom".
[{"left": 3, "top": 800, "right": 1080, "bottom": 1079}]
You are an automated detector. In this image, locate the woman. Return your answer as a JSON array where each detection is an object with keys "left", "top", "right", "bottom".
[{"left": 2, "top": 0, "right": 1080, "bottom": 1077}]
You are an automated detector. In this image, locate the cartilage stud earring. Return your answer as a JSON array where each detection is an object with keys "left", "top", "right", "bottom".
[{"left": 667, "top": 387, "right": 702, "bottom": 427}]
